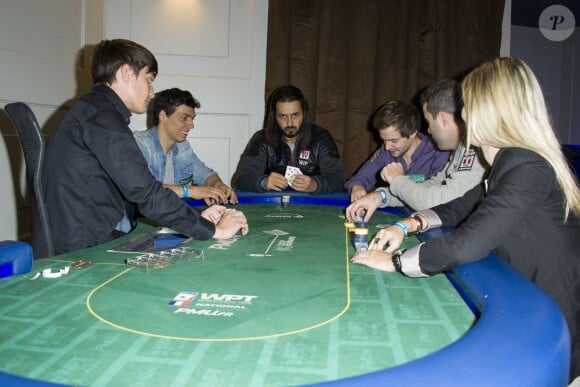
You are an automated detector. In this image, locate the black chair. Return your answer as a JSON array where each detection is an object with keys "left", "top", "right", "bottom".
[{"left": 4, "top": 102, "right": 54, "bottom": 258}]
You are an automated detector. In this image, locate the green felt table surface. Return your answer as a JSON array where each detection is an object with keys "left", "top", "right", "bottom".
[{"left": 0, "top": 203, "right": 474, "bottom": 386}]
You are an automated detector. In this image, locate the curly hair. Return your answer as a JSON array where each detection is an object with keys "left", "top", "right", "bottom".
[{"left": 152, "top": 88, "right": 200, "bottom": 126}]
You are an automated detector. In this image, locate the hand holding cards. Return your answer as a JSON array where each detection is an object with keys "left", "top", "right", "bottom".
[
  {"left": 285, "top": 167, "right": 317, "bottom": 192},
  {"left": 285, "top": 166, "right": 303, "bottom": 185}
]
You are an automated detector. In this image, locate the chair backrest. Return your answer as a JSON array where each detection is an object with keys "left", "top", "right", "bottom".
[{"left": 4, "top": 102, "right": 54, "bottom": 258}]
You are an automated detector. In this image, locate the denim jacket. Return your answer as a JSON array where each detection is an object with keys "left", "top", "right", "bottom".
[{"left": 133, "top": 127, "right": 216, "bottom": 186}]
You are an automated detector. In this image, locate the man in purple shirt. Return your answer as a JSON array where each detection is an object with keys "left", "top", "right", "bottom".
[{"left": 345, "top": 100, "right": 449, "bottom": 201}]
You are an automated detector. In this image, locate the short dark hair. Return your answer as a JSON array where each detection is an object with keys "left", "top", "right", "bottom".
[
  {"left": 264, "top": 85, "right": 313, "bottom": 149},
  {"left": 372, "top": 100, "right": 420, "bottom": 137},
  {"left": 152, "top": 88, "right": 201, "bottom": 126},
  {"left": 91, "top": 39, "right": 158, "bottom": 85},
  {"left": 419, "top": 79, "right": 459, "bottom": 117}
]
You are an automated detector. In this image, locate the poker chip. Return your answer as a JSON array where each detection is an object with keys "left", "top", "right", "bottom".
[
  {"left": 42, "top": 266, "right": 70, "bottom": 278},
  {"left": 344, "top": 221, "right": 355, "bottom": 232},
  {"left": 281, "top": 195, "right": 291, "bottom": 207}
]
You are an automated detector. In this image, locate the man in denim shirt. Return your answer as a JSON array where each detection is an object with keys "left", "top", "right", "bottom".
[{"left": 134, "top": 88, "right": 237, "bottom": 205}]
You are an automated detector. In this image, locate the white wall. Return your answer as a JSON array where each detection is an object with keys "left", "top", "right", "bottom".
[
  {"left": 0, "top": 0, "right": 268, "bottom": 241},
  {"left": 0, "top": 0, "right": 104, "bottom": 241},
  {"left": 104, "top": 0, "right": 268, "bottom": 186}
]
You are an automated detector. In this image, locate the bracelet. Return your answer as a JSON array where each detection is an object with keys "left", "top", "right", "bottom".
[
  {"left": 377, "top": 189, "right": 387, "bottom": 204},
  {"left": 412, "top": 215, "right": 424, "bottom": 232},
  {"left": 392, "top": 221, "right": 408, "bottom": 237},
  {"left": 259, "top": 177, "right": 267, "bottom": 191},
  {"left": 181, "top": 185, "right": 189, "bottom": 199}
]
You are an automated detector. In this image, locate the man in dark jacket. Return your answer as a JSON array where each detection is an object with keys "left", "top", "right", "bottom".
[
  {"left": 234, "top": 85, "right": 345, "bottom": 194},
  {"left": 44, "top": 39, "right": 248, "bottom": 254}
]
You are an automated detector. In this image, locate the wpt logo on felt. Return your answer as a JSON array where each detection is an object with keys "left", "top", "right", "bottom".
[{"left": 168, "top": 291, "right": 198, "bottom": 307}]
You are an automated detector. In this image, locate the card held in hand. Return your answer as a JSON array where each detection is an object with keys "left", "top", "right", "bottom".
[{"left": 285, "top": 166, "right": 303, "bottom": 184}]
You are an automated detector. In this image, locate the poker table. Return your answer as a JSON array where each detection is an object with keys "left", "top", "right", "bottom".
[{"left": 0, "top": 191, "right": 570, "bottom": 386}]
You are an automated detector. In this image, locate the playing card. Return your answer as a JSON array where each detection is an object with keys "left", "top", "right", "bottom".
[{"left": 285, "top": 166, "right": 303, "bottom": 183}]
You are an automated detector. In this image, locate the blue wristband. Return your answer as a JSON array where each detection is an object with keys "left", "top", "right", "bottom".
[
  {"left": 182, "top": 185, "right": 189, "bottom": 199},
  {"left": 393, "top": 221, "right": 408, "bottom": 237},
  {"left": 259, "top": 177, "right": 267, "bottom": 191},
  {"left": 377, "top": 189, "right": 387, "bottom": 204}
]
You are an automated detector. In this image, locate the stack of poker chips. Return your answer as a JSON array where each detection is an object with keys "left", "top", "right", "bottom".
[
  {"left": 281, "top": 195, "right": 291, "bottom": 207},
  {"left": 125, "top": 247, "right": 204, "bottom": 273},
  {"left": 353, "top": 216, "right": 369, "bottom": 252}
]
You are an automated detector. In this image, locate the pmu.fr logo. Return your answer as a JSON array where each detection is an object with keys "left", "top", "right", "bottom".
[{"left": 168, "top": 291, "right": 198, "bottom": 307}]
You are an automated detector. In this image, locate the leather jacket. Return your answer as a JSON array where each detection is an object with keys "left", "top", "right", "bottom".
[{"left": 234, "top": 125, "right": 345, "bottom": 194}]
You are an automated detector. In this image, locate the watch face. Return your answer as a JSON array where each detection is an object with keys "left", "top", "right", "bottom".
[
  {"left": 392, "top": 252, "right": 402, "bottom": 273},
  {"left": 392, "top": 249, "right": 407, "bottom": 273}
]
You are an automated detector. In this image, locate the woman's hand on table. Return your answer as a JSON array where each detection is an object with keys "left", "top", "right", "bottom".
[
  {"left": 351, "top": 250, "right": 394, "bottom": 272},
  {"left": 369, "top": 225, "right": 405, "bottom": 252}
]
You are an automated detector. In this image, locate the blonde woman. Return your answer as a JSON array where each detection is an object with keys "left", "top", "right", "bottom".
[{"left": 351, "top": 57, "right": 580, "bottom": 380}]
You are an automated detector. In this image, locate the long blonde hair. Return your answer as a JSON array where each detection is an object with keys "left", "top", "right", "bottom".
[{"left": 461, "top": 57, "right": 580, "bottom": 219}]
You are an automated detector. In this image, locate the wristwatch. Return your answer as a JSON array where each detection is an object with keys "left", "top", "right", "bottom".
[{"left": 392, "top": 249, "right": 406, "bottom": 273}]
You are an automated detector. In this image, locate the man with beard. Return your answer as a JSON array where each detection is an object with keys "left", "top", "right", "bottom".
[{"left": 234, "top": 85, "right": 345, "bottom": 194}]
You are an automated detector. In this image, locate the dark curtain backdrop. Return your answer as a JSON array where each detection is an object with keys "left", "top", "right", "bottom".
[{"left": 265, "top": 0, "right": 505, "bottom": 178}]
